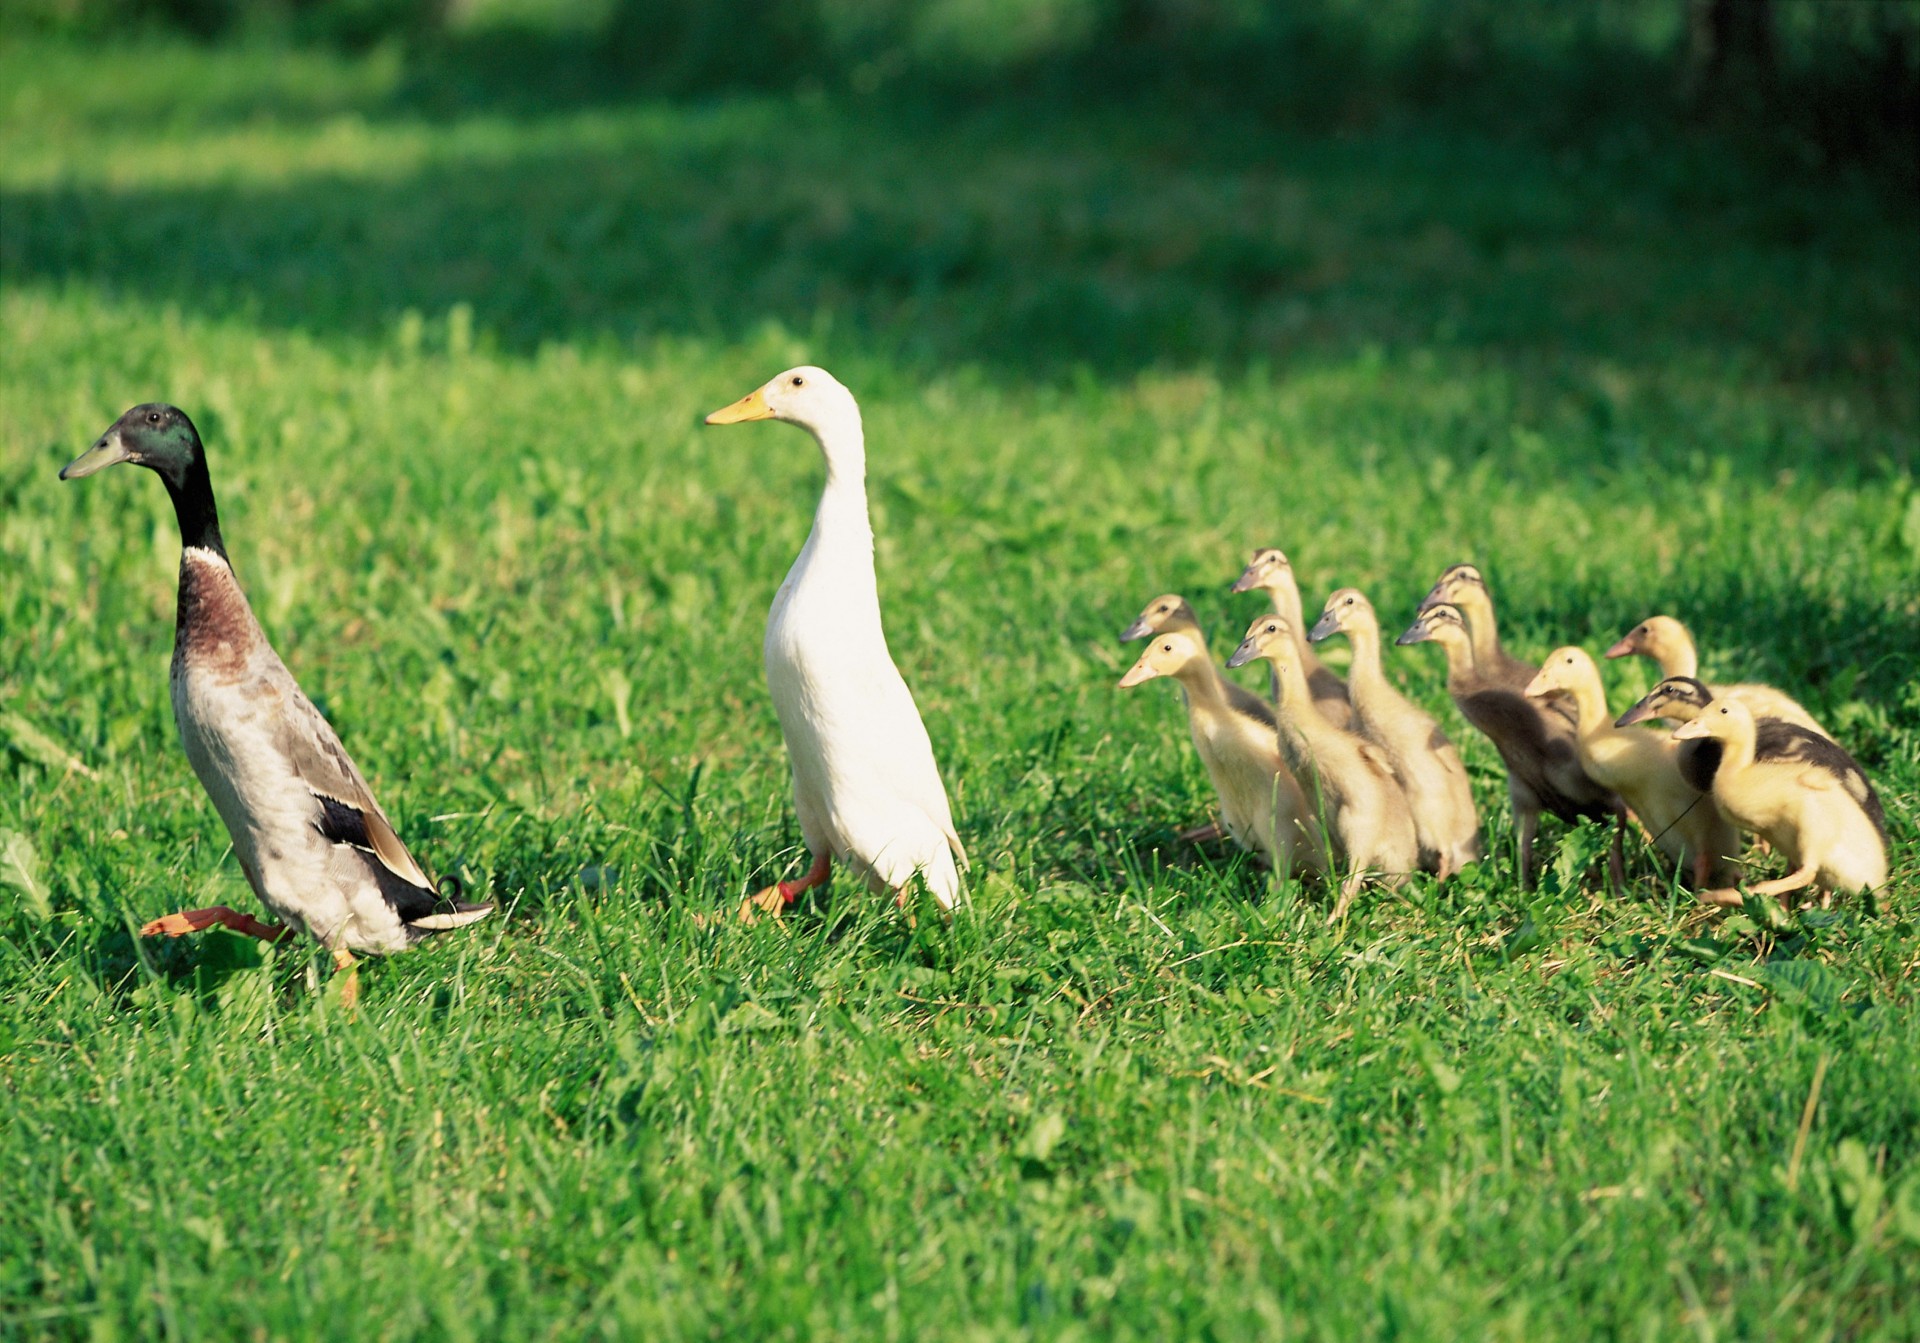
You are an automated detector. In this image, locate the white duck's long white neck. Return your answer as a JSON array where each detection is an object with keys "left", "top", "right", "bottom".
[{"left": 782, "top": 401, "right": 886, "bottom": 643}]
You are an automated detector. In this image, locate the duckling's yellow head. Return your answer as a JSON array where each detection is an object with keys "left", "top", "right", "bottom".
[
  {"left": 1615, "top": 676, "right": 1713, "bottom": 728},
  {"left": 1672, "top": 696, "right": 1755, "bottom": 742},
  {"left": 1605, "top": 614, "right": 1686, "bottom": 662},
  {"left": 1226, "top": 615, "right": 1291, "bottom": 670},
  {"left": 1524, "top": 646, "right": 1597, "bottom": 701},
  {"left": 1309, "top": 587, "right": 1372, "bottom": 644},
  {"left": 1230, "top": 547, "right": 1292, "bottom": 594},
  {"left": 1121, "top": 594, "right": 1197, "bottom": 642},
  {"left": 1118, "top": 628, "right": 1206, "bottom": 689},
  {"left": 705, "top": 365, "right": 853, "bottom": 430}
]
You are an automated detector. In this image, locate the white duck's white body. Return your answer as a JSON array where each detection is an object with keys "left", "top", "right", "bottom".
[{"left": 715, "top": 367, "right": 965, "bottom": 908}]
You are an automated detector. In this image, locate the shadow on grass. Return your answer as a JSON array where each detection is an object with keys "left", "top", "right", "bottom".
[{"left": 5, "top": 29, "right": 1916, "bottom": 409}]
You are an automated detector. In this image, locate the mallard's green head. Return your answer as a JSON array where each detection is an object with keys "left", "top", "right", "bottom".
[{"left": 61, "top": 404, "right": 204, "bottom": 487}]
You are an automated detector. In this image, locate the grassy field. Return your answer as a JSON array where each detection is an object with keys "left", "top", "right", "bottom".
[{"left": 3, "top": 27, "right": 1919, "bottom": 1341}]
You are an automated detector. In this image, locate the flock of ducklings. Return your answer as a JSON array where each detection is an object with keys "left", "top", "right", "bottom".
[
  {"left": 54, "top": 370, "right": 1892, "bottom": 1004},
  {"left": 1118, "top": 552, "right": 1890, "bottom": 918}
]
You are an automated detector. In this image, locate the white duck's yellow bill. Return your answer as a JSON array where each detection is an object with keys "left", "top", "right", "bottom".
[{"left": 705, "top": 387, "right": 773, "bottom": 424}]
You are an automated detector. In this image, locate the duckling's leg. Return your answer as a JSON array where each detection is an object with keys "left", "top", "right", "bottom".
[
  {"left": 1178, "top": 820, "right": 1225, "bottom": 844},
  {"left": 1699, "top": 860, "right": 1821, "bottom": 910},
  {"left": 140, "top": 906, "right": 292, "bottom": 943},
  {"left": 738, "top": 851, "right": 831, "bottom": 923},
  {"left": 1329, "top": 870, "right": 1363, "bottom": 923},
  {"left": 1745, "top": 862, "right": 1820, "bottom": 906},
  {"left": 1607, "top": 813, "right": 1627, "bottom": 894},
  {"left": 1514, "top": 802, "right": 1539, "bottom": 890}
]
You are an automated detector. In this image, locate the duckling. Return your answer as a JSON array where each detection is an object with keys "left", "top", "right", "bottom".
[
  {"left": 1120, "top": 593, "right": 1274, "bottom": 843},
  {"left": 1118, "top": 625, "right": 1323, "bottom": 878},
  {"left": 1605, "top": 615, "right": 1830, "bottom": 736},
  {"left": 1310, "top": 588, "right": 1482, "bottom": 877},
  {"left": 59, "top": 405, "right": 492, "bottom": 1006},
  {"left": 1397, "top": 604, "right": 1623, "bottom": 888},
  {"left": 1616, "top": 676, "right": 1823, "bottom": 793},
  {"left": 1227, "top": 616, "right": 1418, "bottom": 919},
  {"left": 706, "top": 367, "right": 967, "bottom": 921},
  {"left": 1674, "top": 697, "right": 1886, "bottom": 908},
  {"left": 1415, "top": 563, "right": 1543, "bottom": 695},
  {"left": 1525, "top": 648, "right": 1740, "bottom": 889},
  {"left": 1230, "top": 547, "right": 1353, "bottom": 729}
]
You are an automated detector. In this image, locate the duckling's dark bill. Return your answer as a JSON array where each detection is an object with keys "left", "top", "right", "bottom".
[{"left": 59, "top": 432, "right": 132, "bottom": 480}]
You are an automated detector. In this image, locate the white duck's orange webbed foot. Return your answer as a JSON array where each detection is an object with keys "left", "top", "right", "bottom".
[
  {"left": 140, "top": 906, "right": 292, "bottom": 942},
  {"left": 737, "top": 886, "right": 792, "bottom": 924}
]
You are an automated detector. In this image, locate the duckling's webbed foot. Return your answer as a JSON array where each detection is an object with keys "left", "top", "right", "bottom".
[{"left": 140, "top": 905, "right": 292, "bottom": 943}]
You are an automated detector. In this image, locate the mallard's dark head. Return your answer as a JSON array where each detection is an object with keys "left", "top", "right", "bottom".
[{"left": 61, "top": 404, "right": 204, "bottom": 488}]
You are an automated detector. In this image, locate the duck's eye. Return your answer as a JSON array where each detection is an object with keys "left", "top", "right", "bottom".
[
  {"left": 791, "top": 375, "right": 805, "bottom": 387},
  {"left": 147, "top": 411, "right": 161, "bottom": 423}
]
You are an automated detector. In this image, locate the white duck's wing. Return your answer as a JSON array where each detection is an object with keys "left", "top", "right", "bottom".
[{"left": 869, "top": 662, "right": 968, "bottom": 866}]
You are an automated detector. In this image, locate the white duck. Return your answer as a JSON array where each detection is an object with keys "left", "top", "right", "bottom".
[
  {"left": 59, "top": 404, "right": 493, "bottom": 1006},
  {"left": 706, "top": 367, "right": 966, "bottom": 919}
]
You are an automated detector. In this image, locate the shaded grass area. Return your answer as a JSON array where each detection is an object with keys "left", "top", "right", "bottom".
[{"left": 2, "top": 29, "right": 1919, "bottom": 1342}]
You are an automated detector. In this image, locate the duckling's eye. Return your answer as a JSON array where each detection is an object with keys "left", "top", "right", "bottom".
[
  {"left": 791, "top": 375, "right": 806, "bottom": 387},
  {"left": 1720, "top": 706, "right": 1729, "bottom": 715},
  {"left": 1160, "top": 642, "right": 1172, "bottom": 653}
]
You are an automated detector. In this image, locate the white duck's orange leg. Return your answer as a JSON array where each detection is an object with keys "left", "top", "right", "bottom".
[
  {"left": 140, "top": 906, "right": 292, "bottom": 943},
  {"left": 738, "top": 851, "right": 831, "bottom": 923}
]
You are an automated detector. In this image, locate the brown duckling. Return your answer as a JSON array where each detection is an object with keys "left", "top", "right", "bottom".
[
  {"left": 1228, "top": 615, "right": 1418, "bottom": 919},
  {"left": 1605, "top": 615, "right": 1830, "bottom": 737},
  {"left": 1415, "top": 563, "right": 1542, "bottom": 694},
  {"left": 1231, "top": 547, "right": 1354, "bottom": 730},
  {"left": 1119, "top": 623, "right": 1323, "bottom": 877},
  {"left": 1311, "top": 588, "right": 1482, "bottom": 878},
  {"left": 1526, "top": 648, "right": 1740, "bottom": 890},
  {"left": 1398, "top": 604, "right": 1623, "bottom": 888},
  {"left": 1674, "top": 697, "right": 1887, "bottom": 909}
]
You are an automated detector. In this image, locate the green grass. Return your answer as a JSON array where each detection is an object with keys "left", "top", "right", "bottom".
[{"left": 3, "top": 30, "right": 1919, "bottom": 1341}]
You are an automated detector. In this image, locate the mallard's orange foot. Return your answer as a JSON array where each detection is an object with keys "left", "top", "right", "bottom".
[
  {"left": 139, "top": 906, "right": 289, "bottom": 941},
  {"left": 331, "top": 949, "right": 360, "bottom": 1012}
]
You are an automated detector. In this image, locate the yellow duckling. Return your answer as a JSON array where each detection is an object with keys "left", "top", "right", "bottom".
[
  {"left": 1605, "top": 615, "right": 1829, "bottom": 737},
  {"left": 1228, "top": 615, "right": 1418, "bottom": 919},
  {"left": 1311, "top": 588, "right": 1482, "bottom": 878},
  {"left": 1526, "top": 648, "right": 1740, "bottom": 889},
  {"left": 1673, "top": 697, "right": 1887, "bottom": 908},
  {"left": 1118, "top": 622, "right": 1324, "bottom": 878},
  {"left": 1230, "top": 547, "right": 1354, "bottom": 729}
]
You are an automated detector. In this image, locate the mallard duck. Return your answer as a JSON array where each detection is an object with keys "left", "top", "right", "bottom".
[
  {"left": 1525, "top": 647, "right": 1740, "bottom": 889},
  {"left": 59, "top": 405, "right": 492, "bottom": 1006},
  {"left": 1616, "top": 675, "right": 1820, "bottom": 793},
  {"left": 1310, "top": 588, "right": 1481, "bottom": 878},
  {"left": 1674, "top": 697, "right": 1886, "bottom": 908},
  {"left": 1228, "top": 616, "right": 1417, "bottom": 918},
  {"left": 706, "top": 367, "right": 966, "bottom": 920},
  {"left": 1230, "top": 547, "right": 1353, "bottom": 729},
  {"left": 1119, "top": 624, "right": 1322, "bottom": 877},
  {"left": 1604, "top": 614, "right": 1830, "bottom": 736},
  {"left": 1397, "top": 604, "right": 1622, "bottom": 888}
]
